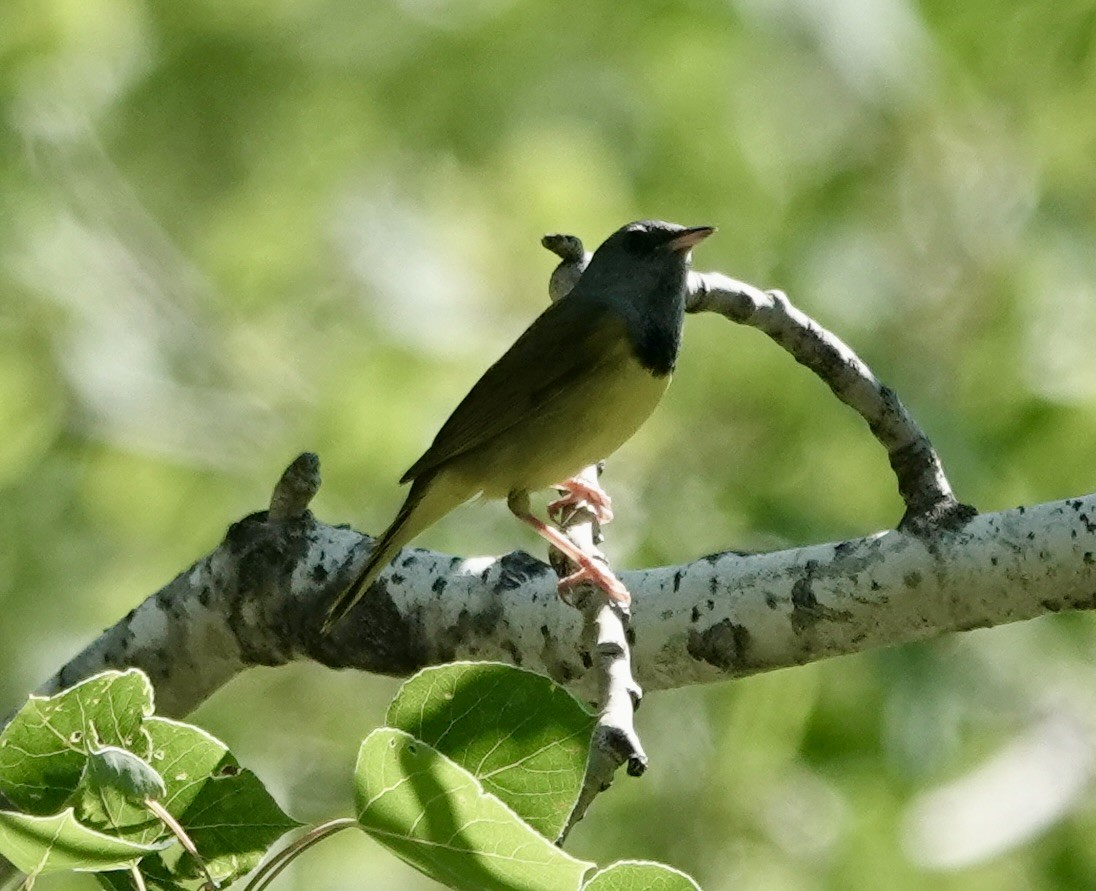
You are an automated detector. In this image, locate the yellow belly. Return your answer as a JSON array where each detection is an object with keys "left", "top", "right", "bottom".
[{"left": 447, "top": 344, "right": 669, "bottom": 499}]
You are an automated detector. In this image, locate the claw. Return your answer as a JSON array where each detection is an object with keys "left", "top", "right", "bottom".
[
  {"left": 557, "top": 559, "right": 631, "bottom": 606},
  {"left": 549, "top": 477, "right": 614, "bottom": 524},
  {"left": 508, "top": 489, "right": 631, "bottom": 607}
]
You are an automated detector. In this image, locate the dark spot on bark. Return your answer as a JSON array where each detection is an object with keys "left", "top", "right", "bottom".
[
  {"left": 432, "top": 576, "right": 447, "bottom": 595},
  {"left": 502, "top": 639, "right": 522, "bottom": 666},
  {"left": 1041, "top": 599, "right": 1062, "bottom": 613},
  {"left": 834, "top": 541, "right": 854, "bottom": 558},
  {"left": 707, "top": 599, "right": 715, "bottom": 611},
  {"left": 870, "top": 581, "right": 881, "bottom": 591},
  {"left": 1081, "top": 514, "right": 1096, "bottom": 534},
  {"left": 709, "top": 576, "right": 718, "bottom": 595},
  {"left": 991, "top": 556, "right": 998, "bottom": 566},
  {"left": 1018, "top": 505, "right": 1026, "bottom": 514},
  {"left": 792, "top": 574, "right": 818, "bottom": 611},
  {"left": 660, "top": 610, "right": 673, "bottom": 621},
  {"left": 540, "top": 624, "right": 550, "bottom": 639},
  {"left": 197, "top": 585, "right": 212, "bottom": 607},
  {"left": 1084, "top": 552, "right": 1094, "bottom": 565},
  {"left": 426, "top": 600, "right": 506, "bottom": 665},
  {"left": 497, "top": 550, "right": 551, "bottom": 591},
  {"left": 580, "top": 649, "right": 593, "bottom": 669},
  {"left": 390, "top": 573, "right": 405, "bottom": 585},
  {"left": 1026, "top": 532, "right": 1035, "bottom": 540},
  {"left": 223, "top": 511, "right": 269, "bottom": 554},
  {"left": 312, "top": 578, "right": 429, "bottom": 675},
  {"left": 310, "top": 563, "right": 328, "bottom": 583},
  {"left": 153, "top": 650, "right": 170, "bottom": 680},
  {"left": 903, "top": 571, "right": 922, "bottom": 588},
  {"left": 687, "top": 619, "right": 750, "bottom": 671},
  {"left": 691, "top": 606, "right": 700, "bottom": 622},
  {"left": 791, "top": 563, "right": 852, "bottom": 632},
  {"left": 673, "top": 570, "right": 683, "bottom": 592},
  {"left": 765, "top": 593, "right": 777, "bottom": 609},
  {"left": 955, "top": 616, "right": 993, "bottom": 632},
  {"left": 400, "top": 553, "right": 415, "bottom": 567}
]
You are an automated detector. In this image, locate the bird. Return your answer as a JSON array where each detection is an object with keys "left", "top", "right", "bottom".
[{"left": 323, "top": 219, "right": 715, "bottom": 631}]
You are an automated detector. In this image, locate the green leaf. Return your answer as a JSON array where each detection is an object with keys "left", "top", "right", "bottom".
[
  {"left": 582, "top": 861, "right": 703, "bottom": 890},
  {"left": 85, "top": 747, "right": 167, "bottom": 804},
  {"left": 0, "top": 807, "right": 167, "bottom": 875},
  {"left": 142, "top": 718, "right": 301, "bottom": 885},
  {"left": 355, "top": 728, "right": 593, "bottom": 891},
  {"left": 0, "top": 670, "right": 155, "bottom": 815},
  {"left": 386, "top": 662, "right": 595, "bottom": 839},
  {"left": 144, "top": 717, "right": 238, "bottom": 818},
  {"left": 75, "top": 747, "right": 169, "bottom": 840}
]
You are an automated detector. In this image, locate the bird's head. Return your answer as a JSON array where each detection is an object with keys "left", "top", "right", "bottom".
[
  {"left": 578, "top": 219, "right": 716, "bottom": 306},
  {"left": 609, "top": 220, "right": 716, "bottom": 259}
]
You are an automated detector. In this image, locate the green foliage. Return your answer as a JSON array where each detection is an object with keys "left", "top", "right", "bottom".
[
  {"left": 355, "top": 727, "right": 592, "bottom": 891},
  {"left": 0, "top": 670, "right": 153, "bottom": 816},
  {"left": 354, "top": 663, "right": 702, "bottom": 890},
  {"left": 84, "top": 747, "right": 168, "bottom": 806},
  {"left": 386, "top": 662, "right": 595, "bottom": 839},
  {"left": 0, "top": 670, "right": 299, "bottom": 887},
  {"left": 0, "top": 665, "right": 704, "bottom": 890}
]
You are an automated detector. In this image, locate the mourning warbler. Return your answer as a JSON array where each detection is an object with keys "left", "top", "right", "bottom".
[{"left": 324, "top": 219, "right": 714, "bottom": 630}]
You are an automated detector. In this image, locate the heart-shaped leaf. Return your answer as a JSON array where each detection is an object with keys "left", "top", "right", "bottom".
[
  {"left": 356, "top": 728, "right": 593, "bottom": 891},
  {"left": 386, "top": 662, "right": 594, "bottom": 839}
]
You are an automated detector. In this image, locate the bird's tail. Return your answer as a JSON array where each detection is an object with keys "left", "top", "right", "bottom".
[{"left": 322, "top": 473, "right": 458, "bottom": 632}]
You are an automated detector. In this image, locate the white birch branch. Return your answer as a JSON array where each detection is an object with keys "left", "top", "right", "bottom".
[{"left": 15, "top": 460, "right": 1096, "bottom": 723}]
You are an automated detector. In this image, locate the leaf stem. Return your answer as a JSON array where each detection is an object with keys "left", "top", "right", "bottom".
[{"left": 244, "top": 818, "right": 358, "bottom": 891}]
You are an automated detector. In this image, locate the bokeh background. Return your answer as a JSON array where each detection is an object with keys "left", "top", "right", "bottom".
[{"left": 4, "top": 0, "right": 1096, "bottom": 888}]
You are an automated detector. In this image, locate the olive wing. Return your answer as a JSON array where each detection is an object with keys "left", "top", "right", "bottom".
[{"left": 400, "top": 296, "right": 625, "bottom": 484}]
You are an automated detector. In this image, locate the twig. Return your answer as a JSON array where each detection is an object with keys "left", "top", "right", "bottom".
[
  {"left": 546, "top": 465, "right": 647, "bottom": 843},
  {"left": 244, "top": 819, "right": 357, "bottom": 891},
  {"left": 686, "top": 272, "right": 975, "bottom": 532}
]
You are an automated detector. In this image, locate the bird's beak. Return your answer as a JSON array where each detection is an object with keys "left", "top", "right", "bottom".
[{"left": 666, "top": 225, "right": 716, "bottom": 252}]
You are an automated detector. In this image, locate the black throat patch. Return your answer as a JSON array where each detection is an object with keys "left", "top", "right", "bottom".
[{"left": 633, "top": 316, "right": 682, "bottom": 377}]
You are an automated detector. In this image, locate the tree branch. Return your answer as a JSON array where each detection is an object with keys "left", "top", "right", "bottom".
[{"left": 15, "top": 464, "right": 1096, "bottom": 724}]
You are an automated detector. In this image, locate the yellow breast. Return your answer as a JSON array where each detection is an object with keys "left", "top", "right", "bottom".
[{"left": 451, "top": 339, "right": 670, "bottom": 498}]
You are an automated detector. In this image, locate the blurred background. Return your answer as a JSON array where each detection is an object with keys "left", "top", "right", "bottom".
[{"left": 3, "top": 0, "right": 1096, "bottom": 887}]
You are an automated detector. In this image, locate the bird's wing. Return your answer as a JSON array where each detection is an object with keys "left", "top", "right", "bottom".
[{"left": 400, "top": 296, "right": 625, "bottom": 483}]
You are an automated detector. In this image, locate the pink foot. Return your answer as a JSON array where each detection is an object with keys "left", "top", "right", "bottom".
[
  {"left": 549, "top": 477, "right": 614, "bottom": 524},
  {"left": 557, "top": 558, "right": 631, "bottom": 607}
]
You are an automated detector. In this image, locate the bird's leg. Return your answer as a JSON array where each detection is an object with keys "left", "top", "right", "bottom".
[
  {"left": 548, "top": 476, "right": 614, "bottom": 524},
  {"left": 507, "top": 491, "right": 631, "bottom": 606}
]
